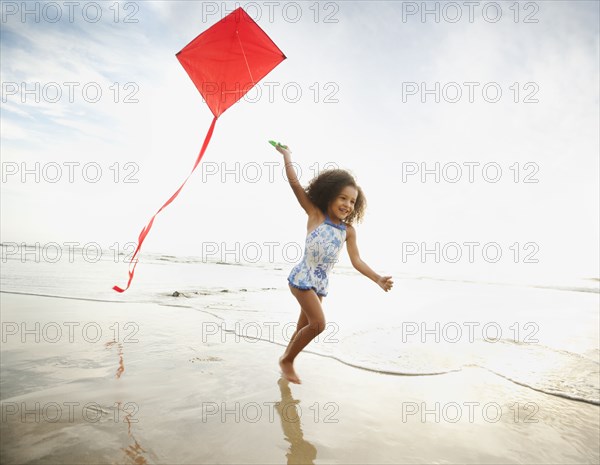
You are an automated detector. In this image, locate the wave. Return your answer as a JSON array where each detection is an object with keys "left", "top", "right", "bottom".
[
  {"left": 3, "top": 290, "right": 598, "bottom": 406},
  {"left": 215, "top": 321, "right": 600, "bottom": 407},
  {"left": 3, "top": 243, "right": 597, "bottom": 293}
]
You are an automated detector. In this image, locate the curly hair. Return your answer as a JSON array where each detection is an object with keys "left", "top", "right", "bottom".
[{"left": 305, "top": 169, "right": 366, "bottom": 224}]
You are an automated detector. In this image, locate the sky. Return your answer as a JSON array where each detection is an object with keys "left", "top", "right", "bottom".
[{"left": 1, "top": 0, "right": 599, "bottom": 282}]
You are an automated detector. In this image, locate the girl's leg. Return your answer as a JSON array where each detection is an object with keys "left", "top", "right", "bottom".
[
  {"left": 282, "top": 293, "right": 322, "bottom": 358},
  {"left": 279, "top": 287, "right": 326, "bottom": 384},
  {"left": 282, "top": 310, "right": 308, "bottom": 358}
]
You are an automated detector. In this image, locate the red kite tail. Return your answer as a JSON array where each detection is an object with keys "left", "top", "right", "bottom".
[{"left": 113, "top": 116, "right": 218, "bottom": 293}]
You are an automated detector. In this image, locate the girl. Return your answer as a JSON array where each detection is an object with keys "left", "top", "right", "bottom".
[{"left": 275, "top": 144, "right": 393, "bottom": 384}]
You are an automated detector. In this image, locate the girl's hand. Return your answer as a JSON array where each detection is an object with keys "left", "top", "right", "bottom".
[
  {"left": 377, "top": 275, "right": 394, "bottom": 292},
  {"left": 275, "top": 145, "right": 292, "bottom": 157}
]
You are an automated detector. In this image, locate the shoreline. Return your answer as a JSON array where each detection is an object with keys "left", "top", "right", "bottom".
[{"left": 1, "top": 292, "right": 599, "bottom": 464}]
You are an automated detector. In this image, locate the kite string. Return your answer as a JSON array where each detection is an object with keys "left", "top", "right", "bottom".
[
  {"left": 236, "top": 27, "right": 255, "bottom": 84},
  {"left": 113, "top": 116, "right": 218, "bottom": 293}
]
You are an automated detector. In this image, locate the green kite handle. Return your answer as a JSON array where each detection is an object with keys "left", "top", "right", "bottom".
[{"left": 269, "top": 140, "right": 288, "bottom": 150}]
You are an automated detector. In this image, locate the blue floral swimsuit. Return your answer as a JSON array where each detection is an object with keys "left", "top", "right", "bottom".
[{"left": 287, "top": 215, "right": 347, "bottom": 297}]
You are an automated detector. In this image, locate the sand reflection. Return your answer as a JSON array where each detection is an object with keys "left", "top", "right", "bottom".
[
  {"left": 105, "top": 339, "right": 151, "bottom": 464},
  {"left": 104, "top": 340, "right": 125, "bottom": 379},
  {"left": 275, "top": 378, "right": 318, "bottom": 465}
]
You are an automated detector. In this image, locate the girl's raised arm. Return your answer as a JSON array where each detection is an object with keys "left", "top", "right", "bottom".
[{"left": 276, "top": 145, "right": 318, "bottom": 216}]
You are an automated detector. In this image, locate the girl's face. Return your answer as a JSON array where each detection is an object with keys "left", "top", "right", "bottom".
[{"left": 328, "top": 185, "right": 358, "bottom": 222}]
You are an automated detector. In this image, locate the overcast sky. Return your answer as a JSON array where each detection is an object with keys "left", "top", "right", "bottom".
[{"left": 1, "top": 1, "right": 598, "bottom": 282}]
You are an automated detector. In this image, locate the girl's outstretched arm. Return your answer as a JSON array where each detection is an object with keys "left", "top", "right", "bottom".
[
  {"left": 346, "top": 225, "right": 393, "bottom": 292},
  {"left": 275, "top": 145, "right": 319, "bottom": 216}
]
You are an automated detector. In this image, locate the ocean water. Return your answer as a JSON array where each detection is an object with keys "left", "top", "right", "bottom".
[{"left": 1, "top": 243, "right": 599, "bottom": 406}]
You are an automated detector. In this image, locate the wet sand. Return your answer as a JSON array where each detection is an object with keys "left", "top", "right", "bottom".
[{"left": 1, "top": 292, "right": 598, "bottom": 464}]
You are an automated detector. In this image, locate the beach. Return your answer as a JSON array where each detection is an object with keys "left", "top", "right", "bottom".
[
  {"left": 1, "top": 253, "right": 599, "bottom": 464},
  {"left": 2, "top": 0, "right": 600, "bottom": 462}
]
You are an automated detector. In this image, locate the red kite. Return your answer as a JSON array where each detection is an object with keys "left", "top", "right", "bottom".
[{"left": 113, "top": 7, "right": 286, "bottom": 292}]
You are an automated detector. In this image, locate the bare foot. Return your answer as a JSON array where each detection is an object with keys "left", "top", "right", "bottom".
[{"left": 279, "top": 356, "right": 301, "bottom": 384}]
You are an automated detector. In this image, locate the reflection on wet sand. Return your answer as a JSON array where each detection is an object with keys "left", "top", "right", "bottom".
[
  {"left": 105, "top": 340, "right": 125, "bottom": 379},
  {"left": 105, "top": 339, "right": 152, "bottom": 464},
  {"left": 119, "top": 401, "right": 149, "bottom": 465},
  {"left": 276, "top": 378, "right": 318, "bottom": 465}
]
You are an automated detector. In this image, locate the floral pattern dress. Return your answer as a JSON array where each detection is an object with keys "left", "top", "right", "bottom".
[{"left": 287, "top": 215, "right": 347, "bottom": 297}]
